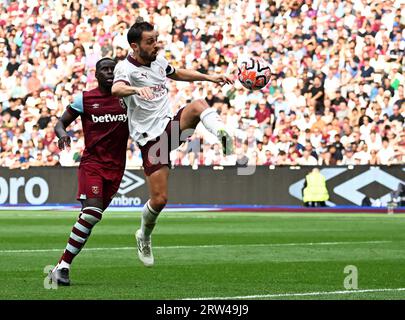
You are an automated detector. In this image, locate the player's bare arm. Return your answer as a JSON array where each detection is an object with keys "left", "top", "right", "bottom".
[
  {"left": 111, "top": 81, "right": 154, "bottom": 100},
  {"left": 167, "top": 68, "right": 234, "bottom": 85},
  {"left": 54, "top": 110, "right": 79, "bottom": 150}
]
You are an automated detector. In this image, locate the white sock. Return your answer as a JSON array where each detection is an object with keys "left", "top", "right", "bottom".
[
  {"left": 57, "top": 259, "right": 71, "bottom": 270},
  {"left": 200, "top": 108, "right": 226, "bottom": 136},
  {"left": 141, "top": 200, "right": 160, "bottom": 240}
]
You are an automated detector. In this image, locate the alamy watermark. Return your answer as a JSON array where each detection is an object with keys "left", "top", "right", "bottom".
[
  {"left": 43, "top": 265, "right": 58, "bottom": 290},
  {"left": 343, "top": 265, "right": 358, "bottom": 290},
  {"left": 144, "top": 121, "right": 257, "bottom": 175}
]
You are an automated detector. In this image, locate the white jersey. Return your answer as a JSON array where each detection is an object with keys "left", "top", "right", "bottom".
[{"left": 113, "top": 54, "right": 176, "bottom": 146}]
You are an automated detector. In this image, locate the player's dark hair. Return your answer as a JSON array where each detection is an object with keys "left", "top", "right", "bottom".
[
  {"left": 127, "top": 17, "right": 154, "bottom": 45},
  {"left": 95, "top": 57, "right": 116, "bottom": 71}
]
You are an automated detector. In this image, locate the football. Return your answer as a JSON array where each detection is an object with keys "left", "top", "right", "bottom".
[{"left": 237, "top": 56, "right": 272, "bottom": 90}]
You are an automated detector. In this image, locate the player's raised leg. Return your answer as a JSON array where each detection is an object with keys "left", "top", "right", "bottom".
[
  {"left": 136, "top": 166, "right": 169, "bottom": 267},
  {"left": 180, "top": 99, "right": 233, "bottom": 155},
  {"left": 50, "top": 198, "right": 103, "bottom": 286}
]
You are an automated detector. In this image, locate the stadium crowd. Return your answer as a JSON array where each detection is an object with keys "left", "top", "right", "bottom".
[{"left": 0, "top": 0, "right": 404, "bottom": 169}]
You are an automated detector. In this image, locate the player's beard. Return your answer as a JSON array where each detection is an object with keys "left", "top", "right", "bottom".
[{"left": 139, "top": 48, "right": 158, "bottom": 63}]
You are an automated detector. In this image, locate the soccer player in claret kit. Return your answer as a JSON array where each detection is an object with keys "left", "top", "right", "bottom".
[
  {"left": 112, "top": 18, "right": 234, "bottom": 267},
  {"left": 49, "top": 58, "right": 129, "bottom": 285}
]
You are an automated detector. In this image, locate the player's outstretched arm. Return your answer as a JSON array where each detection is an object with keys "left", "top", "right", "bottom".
[
  {"left": 112, "top": 81, "right": 154, "bottom": 100},
  {"left": 167, "top": 68, "right": 234, "bottom": 85},
  {"left": 54, "top": 110, "right": 78, "bottom": 150}
]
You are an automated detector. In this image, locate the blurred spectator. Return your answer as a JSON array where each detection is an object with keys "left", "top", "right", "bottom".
[
  {"left": 0, "top": 0, "right": 403, "bottom": 169},
  {"left": 378, "top": 137, "right": 395, "bottom": 165}
]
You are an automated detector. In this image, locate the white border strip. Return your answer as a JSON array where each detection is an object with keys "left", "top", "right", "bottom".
[
  {"left": 0, "top": 240, "right": 391, "bottom": 254},
  {"left": 183, "top": 288, "right": 405, "bottom": 300}
]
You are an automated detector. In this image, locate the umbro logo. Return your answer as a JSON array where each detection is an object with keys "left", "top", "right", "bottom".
[
  {"left": 289, "top": 168, "right": 404, "bottom": 206},
  {"left": 118, "top": 171, "right": 145, "bottom": 195},
  {"left": 92, "top": 103, "right": 100, "bottom": 109}
]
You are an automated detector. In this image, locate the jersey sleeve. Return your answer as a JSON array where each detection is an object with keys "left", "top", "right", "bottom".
[
  {"left": 158, "top": 55, "right": 175, "bottom": 76},
  {"left": 113, "top": 61, "right": 131, "bottom": 85},
  {"left": 67, "top": 92, "right": 83, "bottom": 114}
]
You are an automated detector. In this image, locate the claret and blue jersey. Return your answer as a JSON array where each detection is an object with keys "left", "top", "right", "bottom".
[{"left": 67, "top": 87, "right": 129, "bottom": 170}]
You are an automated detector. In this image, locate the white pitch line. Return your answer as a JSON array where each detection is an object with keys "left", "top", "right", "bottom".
[
  {"left": 184, "top": 288, "right": 405, "bottom": 300},
  {"left": 0, "top": 240, "right": 392, "bottom": 254}
]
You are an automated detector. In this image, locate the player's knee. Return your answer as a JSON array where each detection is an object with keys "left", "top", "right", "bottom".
[
  {"left": 152, "top": 194, "right": 168, "bottom": 211},
  {"left": 197, "top": 98, "right": 209, "bottom": 106},
  {"left": 196, "top": 98, "right": 209, "bottom": 110},
  {"left": 80, "top": 213, "right": 101, "bottom": 226},
  {"left": 157, "top": 194, "right": 168, "bottom": 207},
  {"left": 81, "top": 207, "right": 103, "bottom": 226},
  {"left": 191, "top": 99, "right": 209, "bottom": 117}
]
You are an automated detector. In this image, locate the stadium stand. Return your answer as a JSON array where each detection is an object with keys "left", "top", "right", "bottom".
[{"left": 0, "top": 0, "right": 403, "bottom": 168}]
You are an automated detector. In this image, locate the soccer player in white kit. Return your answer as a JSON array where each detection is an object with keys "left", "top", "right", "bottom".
[{"left": 112, "top": 18, "right": 234, "bottom": 267}]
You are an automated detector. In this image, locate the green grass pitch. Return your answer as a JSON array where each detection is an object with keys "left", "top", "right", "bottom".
[{"left": 0, "top": 210, "right": 404, "bottom": 300}]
